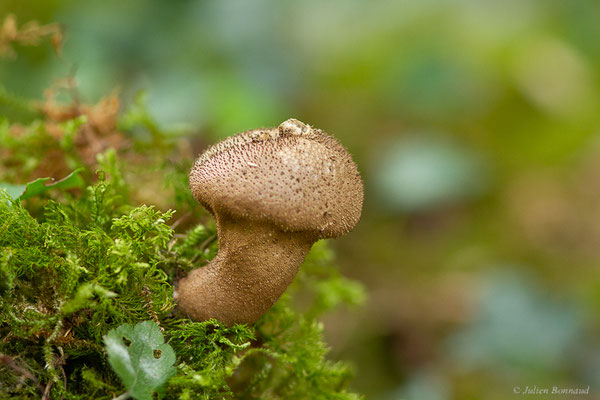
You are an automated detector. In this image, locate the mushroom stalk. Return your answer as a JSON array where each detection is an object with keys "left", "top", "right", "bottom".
[{"left": 176, "top": 213, "right": 317, "bottom": 326}]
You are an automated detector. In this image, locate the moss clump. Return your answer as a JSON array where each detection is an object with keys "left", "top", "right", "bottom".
[{"left": 0, "top": 90, "right": 365, "bottom": 399}]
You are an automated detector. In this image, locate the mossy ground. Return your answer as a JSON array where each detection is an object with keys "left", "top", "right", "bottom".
[{"left": 0, "top": 86, "right": 365, "bottom": 399}]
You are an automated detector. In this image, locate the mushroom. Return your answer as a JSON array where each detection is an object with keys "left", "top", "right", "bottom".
[{"left": 175, "top": 118, "right": 363, "bottom": 326}]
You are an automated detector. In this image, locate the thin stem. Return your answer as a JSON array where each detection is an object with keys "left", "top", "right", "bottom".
[{"left": 112, "top": 391, "right": 131, "bottom": 400}]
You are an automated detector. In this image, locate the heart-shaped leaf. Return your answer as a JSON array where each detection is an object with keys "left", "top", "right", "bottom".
[{"left": 104, "top": 321, "right": 176, "bottom": 400}]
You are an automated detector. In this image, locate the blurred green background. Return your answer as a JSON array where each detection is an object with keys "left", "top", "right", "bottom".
[{"left": 2, "top": 1, "right": 600, "bottom": 398}]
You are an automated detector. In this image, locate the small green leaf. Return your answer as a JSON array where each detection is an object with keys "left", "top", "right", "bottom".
[
  {"left": 0, "top": 168, "right": 85, "bottom": 201},
  {"left": 104, "top": 321, "right": 176, "bottom": 400}
]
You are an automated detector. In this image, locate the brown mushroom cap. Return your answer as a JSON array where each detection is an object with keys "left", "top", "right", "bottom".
[{"left": 189, "top": 119, "right": 363, "bottom": 238}]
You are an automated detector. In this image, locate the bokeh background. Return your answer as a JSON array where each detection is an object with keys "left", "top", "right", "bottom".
[{"left": 2, "top": 1, "right": 600, "bottom": 399}]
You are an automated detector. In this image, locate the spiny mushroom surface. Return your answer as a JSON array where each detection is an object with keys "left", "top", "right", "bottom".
[{"left": 175, "top": 118, "right": 363, "bottom": 326}]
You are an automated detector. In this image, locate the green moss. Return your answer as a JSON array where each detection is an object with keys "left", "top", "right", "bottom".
[{"left": 0, "top": 104, "right": 365, "bottom": 399}]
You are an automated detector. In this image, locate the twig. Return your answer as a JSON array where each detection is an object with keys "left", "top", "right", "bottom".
[
  {"left": 199, "top": 234, "right": 217, "bottom": 253},
  {"left": 167, "top": 237, "right": 178, "bottom": 252},
  {"left": 170, "top": 211, "right": 192, "bottom": 231},
  {"left": 42, "top": 380, "right": 53, "bottom": 400},
  {"left": 142, "top": 285, "right": 161, "bottom": 330},
  {"left": 113, "top": 391, "right": 131, "bottom": 400},
  {"left": 189, "top": 234, "right": 217, "bottom": 265},
  {"left": 0, "top": 354, "right": 44, "bottom": 393}
]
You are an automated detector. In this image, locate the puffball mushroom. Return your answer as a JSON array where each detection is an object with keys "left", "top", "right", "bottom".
[{"left": 175, "top": 118, "right": 363, "bottom": 326}]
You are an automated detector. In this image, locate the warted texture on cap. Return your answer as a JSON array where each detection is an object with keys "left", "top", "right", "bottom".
[{"left": 189, "top": 119, "right": 363, "bottom": 238}]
